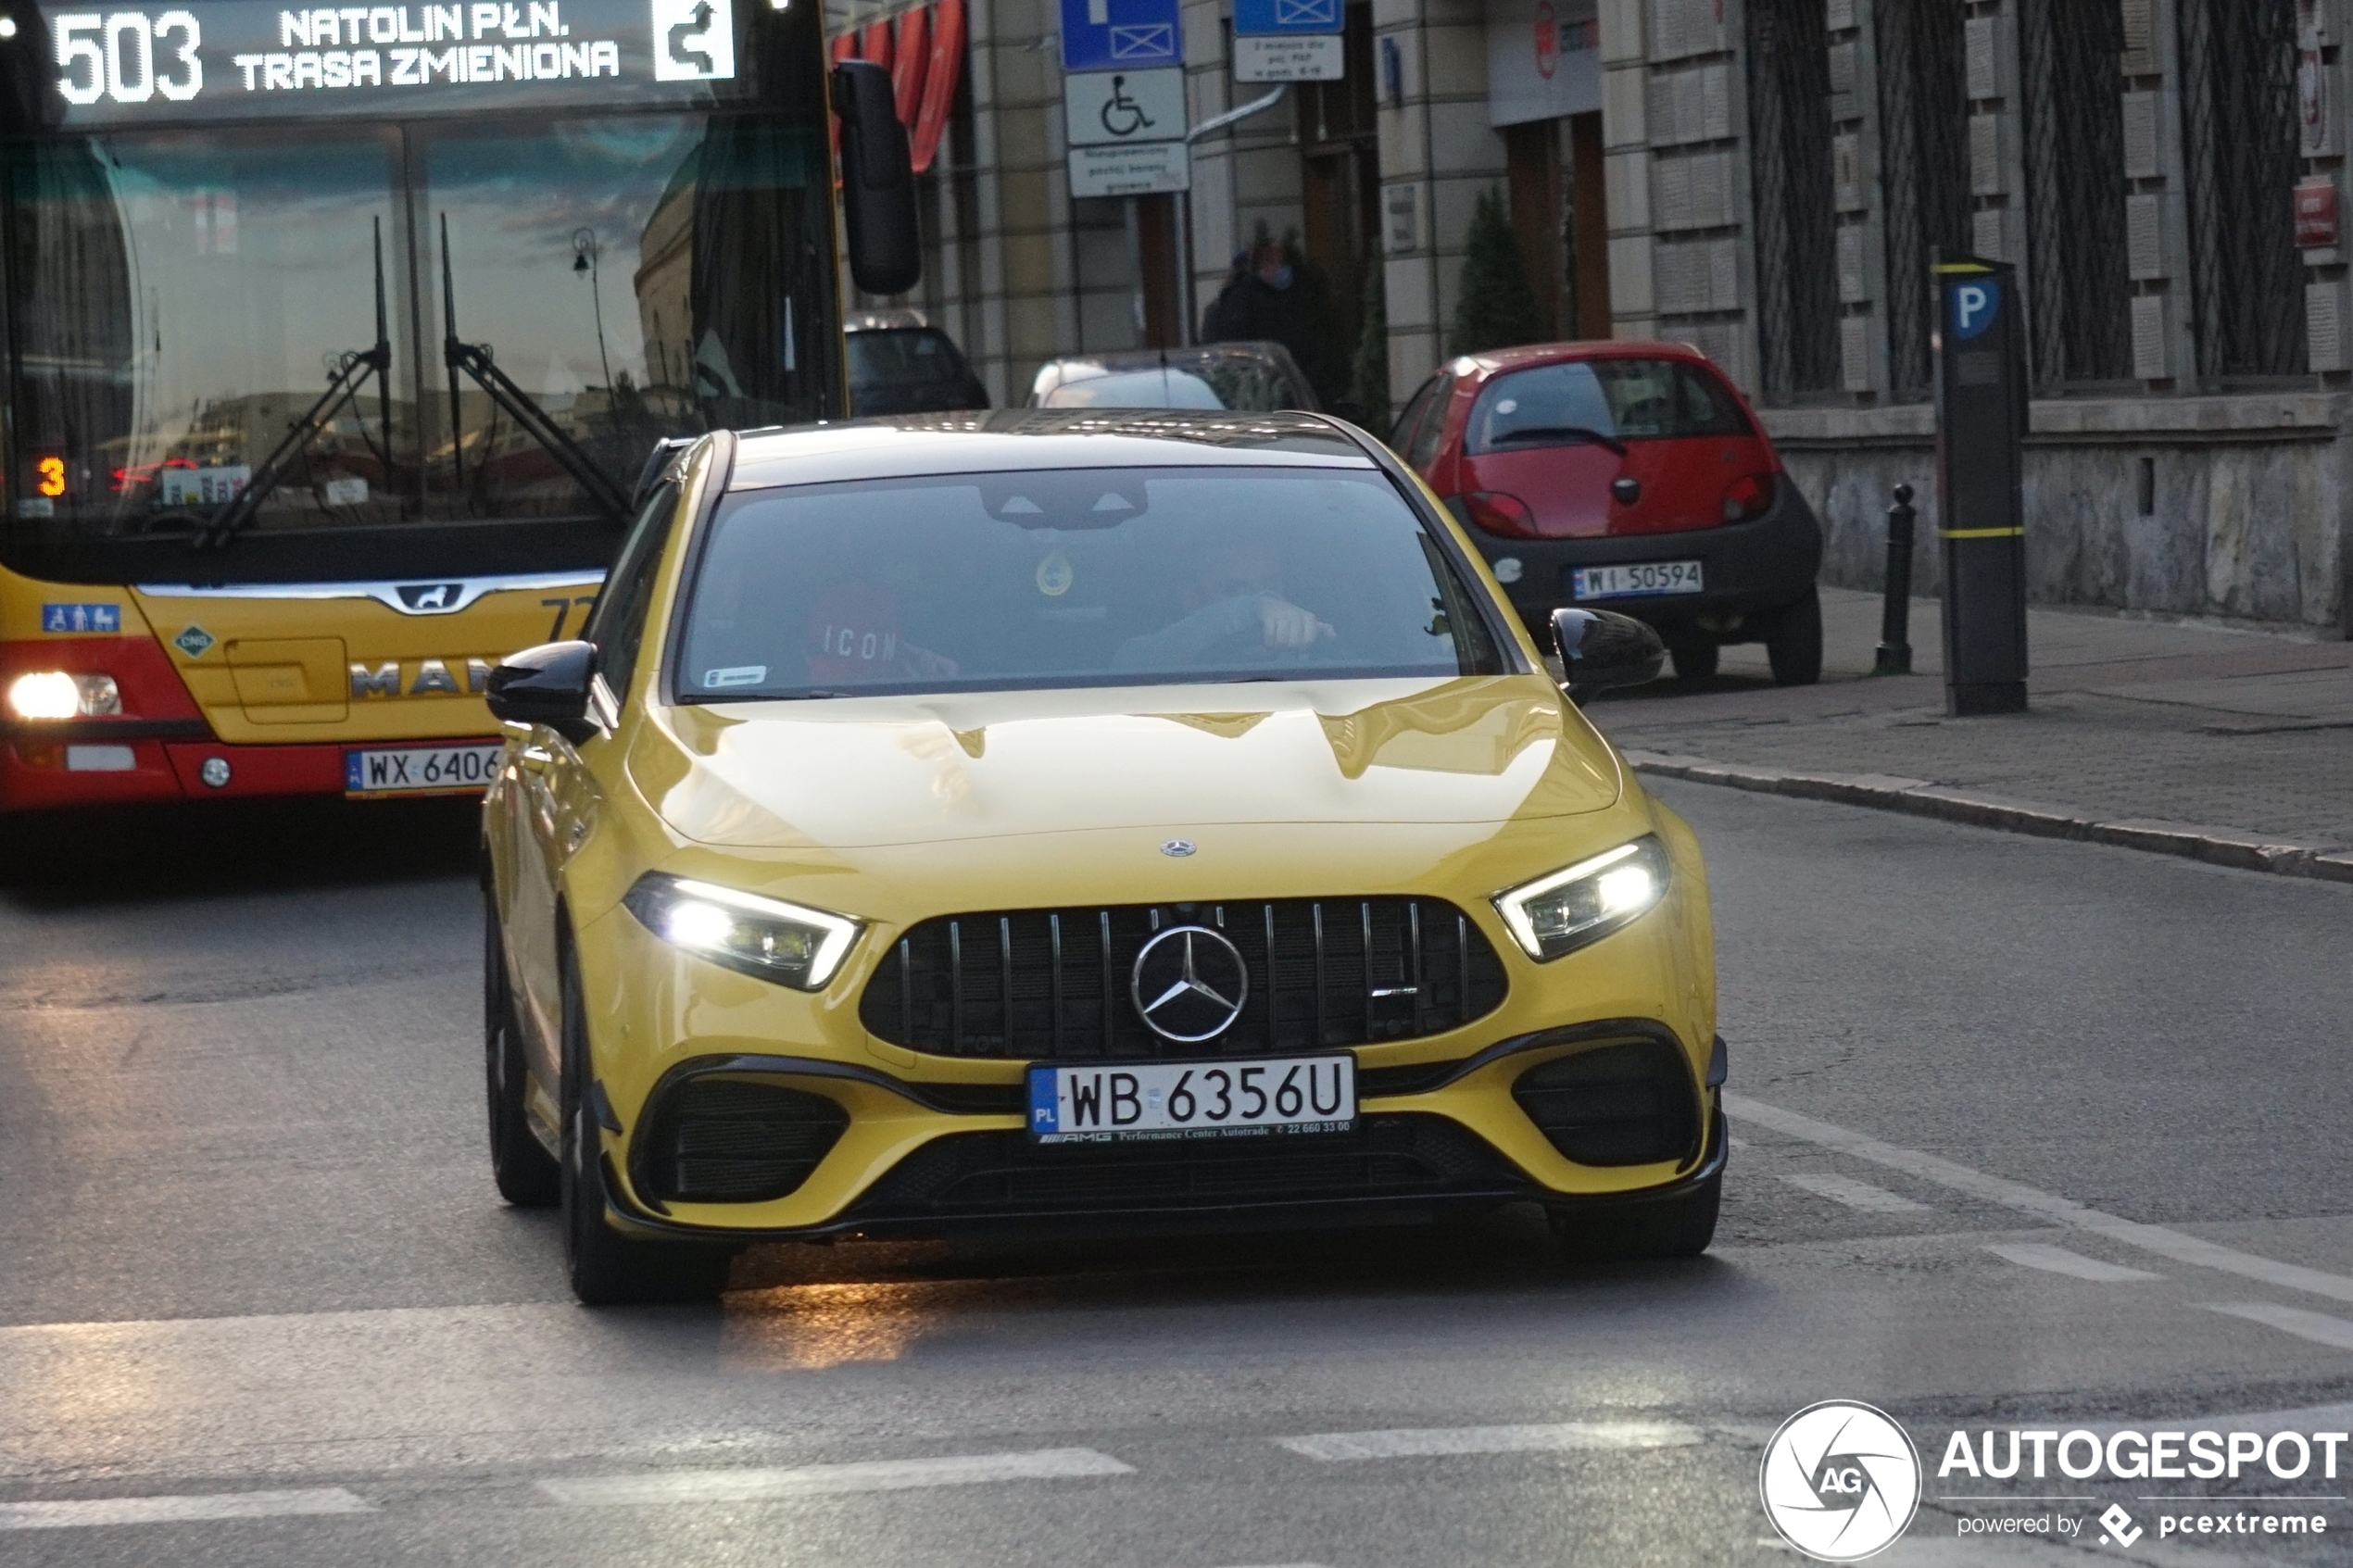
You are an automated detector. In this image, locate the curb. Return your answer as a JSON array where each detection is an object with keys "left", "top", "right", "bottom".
[{"left": 1623, "top": 750, "right": 2353, "bottom": 884}]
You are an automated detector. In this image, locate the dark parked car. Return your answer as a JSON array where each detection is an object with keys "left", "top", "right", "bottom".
[
  {"left": 846, "top": 316, "right": 989, "bottom": 416},
  {"left": 1391, "top": 341, "right": 1823, "bottom": 684},
  {"left": 1028, "top": 343, "right": 1320, "bottom": 413}
]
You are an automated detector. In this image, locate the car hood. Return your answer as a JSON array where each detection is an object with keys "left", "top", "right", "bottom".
[{"left": 634, "top": 675, "right": 1622, "bottom": 850}]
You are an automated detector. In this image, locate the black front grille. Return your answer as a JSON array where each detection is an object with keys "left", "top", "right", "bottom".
[
  {"left": 635, "top": 1077, "right": 849, "bottom": 1203},
  {"left": 1512, "top": 1041, "right": 1701, "bottom": 1167},
  {"left": 861, "top": 898, "right": 1509, "bottom": 1060},
  {"left": 849, "top": 1114, "right": 1525, "bottom": 1218}
]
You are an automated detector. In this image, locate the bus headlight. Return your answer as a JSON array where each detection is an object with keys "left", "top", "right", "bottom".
[
  {"left": 623, "top": 872, "right": 862, "bottom": 991},
  {"left": 6, "top": 671, "right": 120, "bottom": 720},
  {"left": 1491, "top": 837, "right": 1672, "bottom": 961}
]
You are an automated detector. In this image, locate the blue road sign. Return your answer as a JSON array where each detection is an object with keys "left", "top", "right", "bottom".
[
  {"left": 1948, "top": 273, "right": 2002, "bottom": 340},
  {"left": 1059, "top": 0, "right": 1181, "bottom": 74},
  {"left": 1233, "top": 0, "right": 1339, "bottom": 37}
]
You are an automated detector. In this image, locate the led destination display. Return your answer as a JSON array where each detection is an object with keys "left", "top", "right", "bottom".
[{"left": 36, "top": 0, "right": 742, "bottom": 123}]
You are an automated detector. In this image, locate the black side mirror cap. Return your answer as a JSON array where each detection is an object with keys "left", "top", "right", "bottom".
[
  {"left": 832, "top": 60, "right": 922, "bottom": 296},
  {"left": 485, "top": 641, "right": 599, "bottom": 744},
  {"left": 1551, "top": 608, "right": 1665, "bottom": 701}
]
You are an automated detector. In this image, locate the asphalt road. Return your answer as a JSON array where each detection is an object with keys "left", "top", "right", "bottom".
[{"left": 3, "top": 783, "right": 2350, "bottom": 1567}]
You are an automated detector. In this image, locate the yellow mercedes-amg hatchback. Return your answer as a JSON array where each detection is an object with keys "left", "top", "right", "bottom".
[{"left": 480, "top": 412, "right": 1726, "bottom": 1304}]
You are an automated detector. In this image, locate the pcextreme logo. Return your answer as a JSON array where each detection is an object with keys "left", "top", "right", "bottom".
[{"left": 1760, "top": 1400, "right": 1923, "bottom": 1562}]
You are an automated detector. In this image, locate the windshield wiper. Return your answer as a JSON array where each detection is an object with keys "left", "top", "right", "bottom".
[
  {"left": 439, "top": 213, "right": 633, "bottom": 523},
  {"left": 1486, "top": 424, "right": 1628, "bottom": 456},
  {"left": 195, "top": 219, "right": 395, "bottom": 548}
]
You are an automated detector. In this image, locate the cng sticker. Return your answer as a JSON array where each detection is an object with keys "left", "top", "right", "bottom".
[
  {"left": 172, "top": 625, "right": 217, "bottom": 659},
  {"left": 1949, "top": 277, "right": 2002, "bottom": 340}
]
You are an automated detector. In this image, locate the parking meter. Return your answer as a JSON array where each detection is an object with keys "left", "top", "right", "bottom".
[{"left": 1933, "top": 258, "right": 2029, "bottom": 716}]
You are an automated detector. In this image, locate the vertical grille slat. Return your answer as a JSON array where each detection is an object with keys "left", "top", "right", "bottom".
[{"left": 864, "top": 897, "right": 1507, "bottom": 1060}]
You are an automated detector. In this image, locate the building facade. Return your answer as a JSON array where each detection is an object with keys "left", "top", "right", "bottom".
[{"left": 874, "top": 0, "right": 2351, "bottom": 634}]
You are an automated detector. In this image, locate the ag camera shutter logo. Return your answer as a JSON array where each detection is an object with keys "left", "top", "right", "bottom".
[{"left": 1760, "top": 1400, "right": 1922, "bottom": 1562}]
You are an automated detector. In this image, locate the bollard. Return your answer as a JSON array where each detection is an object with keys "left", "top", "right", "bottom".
[{"left": 1873, "top": 483, "right": 1917, "bottom": 675}]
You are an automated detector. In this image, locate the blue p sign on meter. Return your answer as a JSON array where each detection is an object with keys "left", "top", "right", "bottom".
[
  {"left": 1059, "top": 0, "right": 1182, "bottom": 75},
  {"left": 1949, "top": 276, "right": 2002, "bottom": 340}
]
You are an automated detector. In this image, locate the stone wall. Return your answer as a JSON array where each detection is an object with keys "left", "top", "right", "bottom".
[{"left": 1762, "top": 395, "right": 2352, "bottom": 635}]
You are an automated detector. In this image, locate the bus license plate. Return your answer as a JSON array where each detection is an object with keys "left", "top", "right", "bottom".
[
  {"left": 1572, "top": 560, "right": 1705, "bottom": 599},
  {"left": 345, "top": 744, "right": 503, "bottom": 796},
  {"left": 1027, "top": 1055, "right": 1355, "bottom": 1144}
]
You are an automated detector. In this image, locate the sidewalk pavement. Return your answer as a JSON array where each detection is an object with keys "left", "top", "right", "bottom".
[{"left": 1582, "top": 587, "right": 2353, "bottom": 879}]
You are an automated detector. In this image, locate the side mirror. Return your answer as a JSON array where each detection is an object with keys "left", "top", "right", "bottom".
[
  {"left": 832, "top": 60, "right": 922, "bottom": 296},
  {"left": 1551, "top": 608, "right": 1665, "bottom": 700},
  {"left": 485, "top": 641, "right": 598, "bottom": 744}
]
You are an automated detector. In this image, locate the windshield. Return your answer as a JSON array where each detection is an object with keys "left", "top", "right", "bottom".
[
  {"left": 847, "top": 330, "right": 972, "bottom": 389},
  {"left": 1466, "top": 358, "right": 1751, "bottom": 453},
  {"left": 675, "top": 466, "right": 1506, "bottom": 699},
  {"left": 1038, "top": 369, "right": 1227, "bottom": 410}
]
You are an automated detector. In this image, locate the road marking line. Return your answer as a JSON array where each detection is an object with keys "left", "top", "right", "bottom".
[
  {"left": 1780, "top": 1173, "right": 1930, "bottom": 1212},
  {"left": 2200, "top": 1302, "right": 2353, "bottom": 1351},
  {"left": 536, "top": 1448, "right": 1133, "bottom": 1507},
  {"left": 1727, "top": 1093, "right": 2353, "bottom": 1307},
  {"left": 0, "top": 1488, "right": 372, "bottom": 1530},
  {"left": 1276, "top": 1421, "right": 1702, "bottom": 1461},
  {"left": 1986, "top": 1243, "right": 2162, "bottom": 1282}
]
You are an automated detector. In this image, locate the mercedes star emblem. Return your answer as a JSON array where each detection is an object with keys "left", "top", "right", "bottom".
[
  {"left": 1129, "top": 924, "right": 1249, "bottom": 1043},
  {"left": 1161, "top": 839, "right": 1196, "bottom": 857}
]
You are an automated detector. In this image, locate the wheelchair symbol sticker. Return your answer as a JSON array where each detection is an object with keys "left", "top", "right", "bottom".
[{"left": 1064, "top": 68, "right": 1186, "bottom": 147}]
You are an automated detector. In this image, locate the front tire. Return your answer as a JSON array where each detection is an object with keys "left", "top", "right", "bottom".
[
  {"left": 558, "top": 947, "right": 733, "bottom": 1306},
  {"left": 484, "top": 904, "right": 559, "bottom": 1207},
  {"left": 1765, "top": 586, "right": 1823, "bottom": 686}
]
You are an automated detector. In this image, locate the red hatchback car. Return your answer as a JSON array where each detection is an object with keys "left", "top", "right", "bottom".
[{"left": 1390, "top": 342, "right": 1823, "bottom": 684}]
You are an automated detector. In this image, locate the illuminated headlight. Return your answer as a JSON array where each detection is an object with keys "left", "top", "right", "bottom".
[
  {"left": 623, "top": 872, "right": 862, "bottom": 991},
  {"left": 1491, "top": 836, "right": 1672, "bottom": 961},
  {"left": 6, "top": 671, "right": 120, "bottom": 720}
]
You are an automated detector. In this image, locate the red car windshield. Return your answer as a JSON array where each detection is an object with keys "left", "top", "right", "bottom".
[{"left": 1465, "top": 358, "right": 1752, "bottom": 455}]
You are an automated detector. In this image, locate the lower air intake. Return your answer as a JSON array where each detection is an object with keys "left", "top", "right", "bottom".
[
  {"left": 637, "top": 1077, "right": 849, "bottom": 1203},
  {"left": 1512, "top": 1040, "right": 1701, "bottom": 1167}
]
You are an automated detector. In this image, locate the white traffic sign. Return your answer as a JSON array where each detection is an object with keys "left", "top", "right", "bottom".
[
  {"left": 1236, "top": 34, "right": 1342, "bottom": 80},
  {"left": 1068, "top": 140, "right": 1191, "bottom": 196},
  {"left": 1063, "top": 68, "right": 1187, "bottom": 147}
]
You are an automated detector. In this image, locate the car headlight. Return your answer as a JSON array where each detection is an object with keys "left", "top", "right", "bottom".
[
  {"left": 7, "top": 671, "right": 120, "bottom": 720},
  {"left": 622, "top": 872, "right": 862, "bottom": 991},
  {"left": 1491, "top": 836, "right": 1672, "bottom": 961}
]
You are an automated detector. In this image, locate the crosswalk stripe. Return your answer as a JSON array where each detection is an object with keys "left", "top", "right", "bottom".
[
  {"left": 1729, "top": 1093, "right": 2353, "bottom": 1307},
  {"left": 1986, "top": 1243, "right": 2162, "bottom": 1282},
  {"left": 2201, "top": 1301, "right": 2353, "bottom": 1351},
  {"left": 1780, "top": 1173, "right": 1929, "bottom": 1212},
  {"left": 536, "top": 1448, "right": 1133, "bottom": 1507},
  {"left": 1276, "top": 1422, "right": 1703, "bottom": 1461},
  {"left": 0, "top": 1488, "right": 372, "bottom": 1530}
]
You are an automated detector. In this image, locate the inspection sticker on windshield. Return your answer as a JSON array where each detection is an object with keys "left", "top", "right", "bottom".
[
  {"left": 1027, "top": 1055, "right": 1355, "bottom": 1144},
  {"left": 346, "top": 744, "right": 502, "bottom": 796},
  {"left": 1572, "top": 561, "right": 1704, "bottom": 599}
]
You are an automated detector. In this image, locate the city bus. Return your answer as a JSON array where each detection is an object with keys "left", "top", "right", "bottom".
[{"left": 0, "top": 0, "right": 915, "bottom": 810}]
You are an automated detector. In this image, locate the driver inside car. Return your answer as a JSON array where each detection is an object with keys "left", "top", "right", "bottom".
[{"left": 1112, "top": 534, "right": 1335, "bottom": 671}]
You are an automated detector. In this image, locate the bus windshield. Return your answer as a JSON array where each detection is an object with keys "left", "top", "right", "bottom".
[{"left": 0, "top": 0, "right": 839, "bottom": 584}]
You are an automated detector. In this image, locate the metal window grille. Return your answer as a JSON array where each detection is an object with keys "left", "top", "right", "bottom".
[
  {"left": 1746, "top": 0, "right": 1842, "bottom": 401},
  {"left": 2178, "top": 0, "right": 2305, "bottom": 379},
  {"left": 2019, "top": 0, "right": 2133, "bottom": 388},
  {"left": 1873, "top": 0, "right": 1970, "bottom": 400}
]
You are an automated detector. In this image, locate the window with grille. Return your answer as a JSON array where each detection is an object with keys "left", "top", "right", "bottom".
[
  {"left": 2019, "top": 0, "right": 2133, "bottom": 389},
  {"left": 2177, "top": 0, "right": 2306, "bottom": 380},
  {"left": 1873, "top": 0, "right": 1969, "bottom": 400},
  {"left": 1746, "top": 0, "right": 1841, "bottom": 402}
]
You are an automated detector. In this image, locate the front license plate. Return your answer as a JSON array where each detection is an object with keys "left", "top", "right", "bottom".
[
  {"left": 1572, "top": 560, "right": 1705, "bottom": 599},
  {"left": 345, "top": 744, "right": 503, "bottom": 796},
  {"left": 1026, "top": 1055, "right": 1356, "bottom": 1144}
]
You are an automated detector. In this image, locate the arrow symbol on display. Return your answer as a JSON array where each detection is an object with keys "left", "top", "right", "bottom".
[{"left": 669, "top": 2, "right": 715, "bottom": 73}]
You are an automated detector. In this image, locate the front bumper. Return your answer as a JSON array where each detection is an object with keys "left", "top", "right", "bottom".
[
  {"left": 589, "top": 1022, "right": 1726, "bottom": 1247},
  {"left": 0, "top": 733, "right": 495, "bottom": 810},
  {"left": 1459, "top": 484, "right": 1823, "bottom": 638}
]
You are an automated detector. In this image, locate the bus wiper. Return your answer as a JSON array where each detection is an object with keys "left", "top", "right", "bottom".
[
  {"left": 1487, "top": 424, "right": 1628, "bottom": 456},
  {"left": 439, "top": 213, "right": 632, "bottom": 522},
  {"left": 195, "top": 218, "right": 396, "bottom": 548}
]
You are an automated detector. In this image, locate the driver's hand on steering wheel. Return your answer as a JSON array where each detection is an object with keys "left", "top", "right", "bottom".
[{"left": 1256, "top": 596, "right": 1336, "bottom": 650}]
